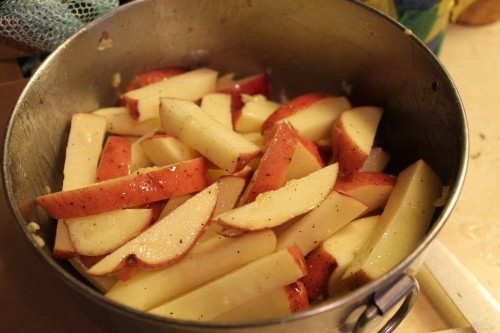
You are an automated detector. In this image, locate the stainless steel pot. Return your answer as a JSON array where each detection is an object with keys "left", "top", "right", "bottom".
[{"left": 2, "top": 0, "right": 468, "bottom": 332}]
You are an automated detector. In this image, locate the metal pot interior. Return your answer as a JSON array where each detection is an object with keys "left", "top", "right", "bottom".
[{"left": 2, "top": 0, "right": 467, "bottom": 332}]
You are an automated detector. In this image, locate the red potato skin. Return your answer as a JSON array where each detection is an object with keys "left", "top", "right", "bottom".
[
  {"left": 149, "top": 130, "right": 168, "bottom": 138},
  {"left": 287, "top": 244, "right": 308, "bottom": 276},
  {"left": 217, "top": 73, "right": 270, "bottom": 127},
  {"left": 261, "top": 121, "right": 282, "bottom": 149},
  {"left": 300, "top": 245, "right": 338, "bottom": 301},
  {"left": 284, "top": 281, "right": 309, "bottom": 312},
  {"left": 260, "top": 93, "right": 331, "bottom": 133},
  {"left": 234, "top": 150, "right": 262, "bottom": 174},
  {"left": 53, "top": 248, "right": 75, "bottom": 259},
  {"left": 36, "top": 158, "right": 209, "bottom": 219},
  {"left": 96, "top": 136, "right": 132, "bottom": 182},
  {"left": 331, "top": 119, "right": 368, "bottom": 179},
  {"left": 241, "top": 123, "right": 324, "bottom": 204},
  {"left": 240, "top": 123, "right": 297, "bottom": 204},
  {"left": 217, "top": 73, "right": 270, "bottom": 113},
  {"left": 120, "top": 95, "right": 140, "bottom": 120},
  {"left": 262, "top": 123, "right": 324, "bottom": 167},
  {"left": 80, "top": 254, "right": 106, "bottom": 269},
  {"left": 123, "top": 68, "right": 186, "bottom": 92}
]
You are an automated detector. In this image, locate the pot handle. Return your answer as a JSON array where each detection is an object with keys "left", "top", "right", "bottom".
[{"left": 352, "top": 274, "right": 419, "bottom": 333}]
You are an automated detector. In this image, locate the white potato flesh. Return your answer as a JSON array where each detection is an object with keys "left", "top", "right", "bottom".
[
  {"left": 339, "top": 106, "right": 383, "bottom": 154},
  {"left": 149, "top": 245, "right": 305, "bottom": 320},
  {"left": 325, "top": 215, "right": 379, "bottom": 297},
  {"left": 285, "top": 141, "right": 323, "bottom": 181},
  {"left": 200, "top": 93, "right": 232, "bottom": 129},
  {"left": 93, "top": 107, "right": 160, "bottom": 136},
  {"left": 54, "top": 113, "right": 107, "bottom": 256},
  {"left": 342, "top": 160, "right": 442, "bottom": 287},
  {"left": 276, "top": 191, "right": 367, "bottom": 255},
  {"left": 106, "top": 230, "right": 277, "bottom": 311},
  {"left": 216, "top": 163, "right": 339, "bottom": 230},
  {"left": 140, "top": 135, "right": 198, "bottom": 166},
  {"left": 160, "top": 98, "right": 260, "bottom": 173},
  {"left": 124, "top": 67, "right": 218, "bottom": 121},
  {"left": 212, "top": 286, "right": 292, "bottom": 322},
  {"left": 87, "top": 183, "right": 218, "bottom": 276},
  {"left": 281, "top": 96, "right": 350, "bottom": 141},
  {"left": 235, "top": 94, "right": 280, "bottom": 133},
  {"left": 65, "top": 209, "right": 152, "bottom": 256}
]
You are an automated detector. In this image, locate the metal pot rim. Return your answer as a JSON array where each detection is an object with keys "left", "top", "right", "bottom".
[{"left": 2, "top": 0, "right": 468, "bottom": 329}]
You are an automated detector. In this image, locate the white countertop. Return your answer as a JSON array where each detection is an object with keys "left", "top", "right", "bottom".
[{"left": 397, "top": 20, "right": 500, "bottom": 332}]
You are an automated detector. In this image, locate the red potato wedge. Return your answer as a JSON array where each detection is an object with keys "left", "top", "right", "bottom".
[
  {"left": 160, "top": 98, "right": 260, "bottom": 174},
  {"left": 65, "top": 209, "right": 153, "bottom": 256},
  {"left": 286, "top": 281, "right": 309, "bottom": 313},
  {"left": 301, "top": 247, "right": 337, "bottom": 301},
  {"left": 240, "top": 123, "right": 323, "bottom": 205},
  {"left": 212, "top": 281, "right": 308, "bottom": 322},
  {"left": 140, "top": 133, "right": 198, "bottom": 167},
  {"left": 333, "top": 172, "right": 396, "bottom": 213},
  {"left": 326, "top": 216, "right": 379, "bottom": 298},
  {"left": 123, "top": 68, "right": 186, "bottom": 92},
  {"left": 359, "top": 147, "right": 391, "bottom": 173},
  {"left": 342, "top": 160, "right": 442, "bottom": 290},
  {"left": 36, "top": 158, "right": 209, "bottom": 219},
  {"left": 239, "top": 123, "right": 297, "bottom": 204},
  {"left": 87, "top": 183, "right": 218, "bottom": 277},
  {"left": 217, "top": 73, "right": 270, "bottom": 113},
  {"left": 53, "top": 113, "right": 107, "bottom": 258},
  {"left": 96, "top": 136, "right": 131, "bottom": 182},
  {"left": 301, "top": 216, "right": 379, "bottom": 301},
  {"left": 261, "top": 93, "right": 331, "bottom": 132},
  {"left": 105, "top": 230, "right": 276, "bottom": 311},
  {"left": 122, "top": 67, "right": 218, "bottom": 121},
  {"left": 61, "top": 113, "right": 107, "bottom": 190},
  {"left": 234, "top": 94, "right": 280, "bottom": 133},
  {"left": 149, "top": 244, "right": 306, "bottom": 321},
  {"left": 92, "top": 107, "right": 161, "bottom": 136},
  {"left": 261, "top": 93, "right": 351, "bottom": 142},
  {"left": 200, "top": 93, "right": 233, "bottom": 129},
  {"left": 216, "top": 164, "right": 339, "bottom": 231},
  {"left": 276, "top": 191, "right": 368, "bottom": 255},
  {"left": 331, "top": 106, "right": 383, "bottom": 178}
]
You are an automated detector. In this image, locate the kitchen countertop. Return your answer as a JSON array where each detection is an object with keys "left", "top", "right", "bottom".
[
  {"left": 398, "top": 20, "right": 500, "bottom": 332},
  {"left": 437, "top": 22, "right": 500, "bottom": 302},
  {"left": 0, "top": 21, "right": 498, "bottom": 333}
]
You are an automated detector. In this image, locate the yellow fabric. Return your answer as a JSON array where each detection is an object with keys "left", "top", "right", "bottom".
[{"left": 426, "top": 0, "right": 455, "bottom": 42}]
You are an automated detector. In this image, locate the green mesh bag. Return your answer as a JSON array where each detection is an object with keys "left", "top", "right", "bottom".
[{"left": 0, "top": 0, "right": 119, "bottom": 52}]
